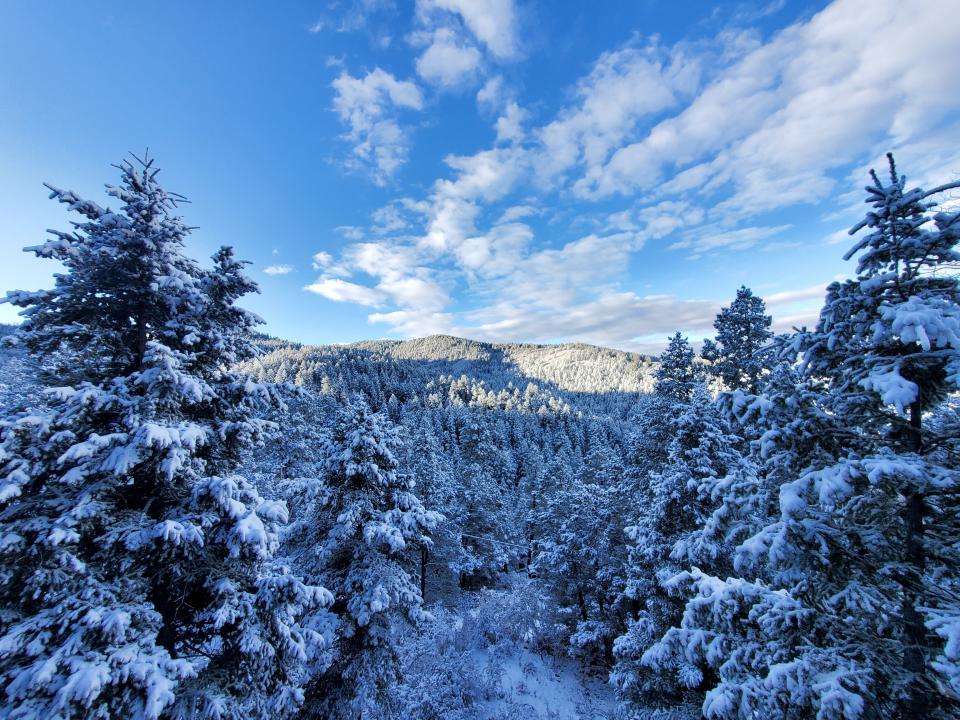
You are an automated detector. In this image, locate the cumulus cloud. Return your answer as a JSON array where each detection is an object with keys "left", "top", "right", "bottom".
[
  {"left": 536, "top": 45, "right": 700, "bottom": 188},
  {"left": 312, "top": 251, "right": 335, "bottom": 270},
  {"left": 414, "top": 27, "right": 483, "bottom": 88},
  {"left": 417, "top": 0, "right": 519, "bottom": 59},
  {"left": 410, "top": 0, "right": 520, "bottom": 92},
  {"left": 331, "top": 68, "right": 424, "bottom": 184},
  {"left": 305, "top": 239, "right": 451, "bottom": 337},
  {"left": 304, "top": 278, "right": 385, "bottom": 306},
  {"left": 495, "top": 101, "right": 527, "bottom": 143},
  {"left": 371, "top": 202, "right": 411, "bottom": 235},
  {"left": 476, "top": 75, "right": 504, "bottom": 110}
]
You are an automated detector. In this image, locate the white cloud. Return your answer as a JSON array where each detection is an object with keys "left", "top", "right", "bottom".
[
  {"left": 455, "top": 221, "right": 533, "bottom": 278},
  {"left": 263, "top": 264, "right": 294, "bottom": 276},
  {"left": 495, "top": 101, "right": 527, "bottom": 143},
  {"left": 309, "top": 0, "right": 960, "bottom": 350},
  {"left": 476, "top": 75, "right": 504, "bottom": 110},
  {"left": 414, "top": 28, "right": 482, "bottom": 88},
  {"left": 335, "top": 225, "right": 364, "bottom": 240},
  {"left": 634, "top": 201, "right": 705, "bottom": 240},
  {"left": 304, "top": 278, "right": 385, "bottom": 306},
  {"left": 460, "top": 291, "right": 719, "bottom": 350},
  {"left": 312, "top": 251, "right": 334, "bottom": 270},
  {"left": 305, "top": 240, "right": 450, "bottom": 328},
  {"left": 497, "top": 204, "right": 537, "bottom": 223},
  {"left": 668, "top": 224, "right": 791, "bottom": 254},
  {"left": 368, "top": 309, "right": 456, "bottom": 336},
  {"left": 418, "top": 146, "right": 528, "bottom": 260},
  {"left": 417, "top": 0, "right": 519, "bottom": 59},
  {"left": 765, "top": 282, "right": 830, "bottom": 306},
  {"left": 580, "top": 0, "right": 960, "bottom": 216},
  {"left": 331, "top": 68, "right": 424, "bottom": 184},
  {"left": 535, "top": 45, "right": 700, "bottom": 188},
  {"left": 308, "top": 0, "right": 396, "bottom": 35},
  {"left": 371, "top": 202, "right": 410, "bottom": 234}
]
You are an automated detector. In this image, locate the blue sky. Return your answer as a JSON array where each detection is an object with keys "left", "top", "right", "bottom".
[{"left": 2, "top": 0, "right": 959, "bottom": 353}]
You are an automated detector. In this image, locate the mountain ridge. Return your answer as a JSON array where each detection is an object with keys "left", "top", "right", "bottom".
[{"left": 250, "top": 332, "right": 657, "bottom": 396}]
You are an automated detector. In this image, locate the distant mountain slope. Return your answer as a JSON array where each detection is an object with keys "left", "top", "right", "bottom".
[
  {"left": 0, "top": 327, "right": 657, "bottom": 419},
  {"left": 345, "top": 335, "right": 656, "bottom": 394},
  {"left": 234, "top": 334, "right": 657, "bottom": 425}
]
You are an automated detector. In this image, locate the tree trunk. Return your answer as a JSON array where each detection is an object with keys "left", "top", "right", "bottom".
[
  {"left": 420, "top": 546, "right": 428, "bottom": 602},
  {"left": 577, "top": 587, "right": 588, "bottom": 623},
  {"left": 902, "top": 400, "right": 929, "bottom": 717}
]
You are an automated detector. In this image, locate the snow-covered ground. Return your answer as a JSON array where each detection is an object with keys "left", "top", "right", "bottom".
[
  {"left": 472, "top": 647, "right": 617, "bottom": 719},
  {"left": 397, "top": 573, "right": 623, "bottom": 720}
]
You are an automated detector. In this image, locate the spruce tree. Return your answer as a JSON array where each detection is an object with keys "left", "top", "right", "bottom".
[
  {"left": 612, "top": 385, "right": 741, "bottom": 714},
  {"left": 643, "top": 155, "right": 960, "bottom": 719},
  {"left": 655, "top": 332, "right": 699, "bottom": 404},
  {"left": 0, "top": 156, "right": 329, "bottom": 719},
  {"left": 531, "top": 474, "right": 616, "bottom": 664},
  {"left": 398, "top": 420, "right": 456, "bottom": 602},
  {"left": 708, "top": 286, "right": 773, "bottom": 393},
  {"left": 307, "top": 398, "right": 439, "bottom": 720},
  {"left": 800, "top": 154, "right": 960, "bottom": 716}
]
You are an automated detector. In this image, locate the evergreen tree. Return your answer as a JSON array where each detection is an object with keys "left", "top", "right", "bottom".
[
  {"left": 582, "top": 422, "right": 618, "bottom": 486},
  {"left": 399, "top": 420, "right": 457, "bottom": 602},
  {"left": 0, "top": 156, "right": 329, "bottom": 719},
  {"left": 655, "top": 332, "right": 699, "bottom": 404},
  {"left": 612, "top": 385, "right": 741, "bottom": 714},
  {"left": 307, "top": 398, "right": 440, "bottom": 720},
  {"left": 798, "top": 154, "right": 960, "bottom": 716},
  {"left": 532, "top": 475, "right": 616, "bottom": 664},
  {"left": 708, "top": 286, "right": 773, "bottom": 392},
  {"left": 644, "top": 155, "right": 960, "bottom": 719}
]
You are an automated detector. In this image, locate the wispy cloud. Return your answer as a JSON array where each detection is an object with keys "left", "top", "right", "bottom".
[
  {"left": 579, "top": 0, "right": 960, "bottom": 221},
  {"left": 668, "top": 224, "right": 792, "bottom": 255},
  {"left": 263, "top": 264, "right": 294, "bottom": 276}
]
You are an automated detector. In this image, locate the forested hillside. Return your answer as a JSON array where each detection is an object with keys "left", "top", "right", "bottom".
[
  {"left": 242, "top": 333, "right": 656, "bottom": 395},
  {"left": 1, "top": 154, "right": 959, "bottom": 720}
]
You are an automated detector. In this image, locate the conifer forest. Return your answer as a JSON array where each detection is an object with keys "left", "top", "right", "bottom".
[
  {"left": 1, "top": 152, "right": 958, "bottom": 719},
  {"left": 2, "top": 2, "right": 960, "bottom": 718}
]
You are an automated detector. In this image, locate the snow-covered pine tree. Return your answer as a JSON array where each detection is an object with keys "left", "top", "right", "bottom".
[
  {"left": 398, "top": 419, "right": 457, "bottom": 602},
  {"left": 0, "top": 156, "right": 330, "bottom": 719},
  {"left": 531, "top": 473, "right": 617, "bottom": 664},
  {"left": 798, "top": 154, "right": 960, "bottom": 716},
  {"left": 305, "top": 397, "right": 440, "bottom": 720},
  {"left": 708, "top": 286, "right": 773, "bottom": 393},
  {"left": 453, "top": 412, "right": 517, "bottom": 586},
  {"left": 612, "top": 384, "right": 742, "bottom": 715},
  {"left": 582, "top": 421, "right": 618, "bottom": 486},
  {"left": 644, "top": 155, "right": 960, "bottom": 719},
  {"left": 655, "top": 332, "right": 699, "bottom": 404}
]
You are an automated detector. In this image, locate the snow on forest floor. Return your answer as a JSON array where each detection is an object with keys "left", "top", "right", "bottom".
[
  {"left": 471, "top": 646, "right": 618, "bottom": 719},
  {"left": 408, "top": 572, "right": 622, "bottom": 719}
]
